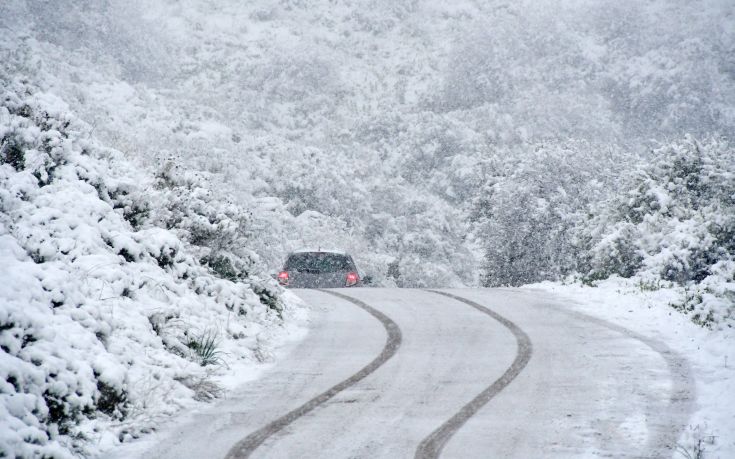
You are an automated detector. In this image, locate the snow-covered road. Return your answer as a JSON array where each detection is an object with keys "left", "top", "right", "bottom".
[{"left": 111, "top": 288, "right": 694, "bottom": 458}]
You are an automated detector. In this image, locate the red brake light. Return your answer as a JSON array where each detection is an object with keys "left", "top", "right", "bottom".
[
  {"left": 278, "top": 271, "right": 289, "bottom": 285},
  {"left": 346, "top": 272, "right": 359, "bottom": 287}
]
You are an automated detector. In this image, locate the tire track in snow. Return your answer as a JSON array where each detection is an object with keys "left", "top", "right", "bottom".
[
  {"left": 224, "top": 289, "right": 402, "bottom": 459},
  {"left": 415, "top": 290, "right": 533, "bottom": 459}
]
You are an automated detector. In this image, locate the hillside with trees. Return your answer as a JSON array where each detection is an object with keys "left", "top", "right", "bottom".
[{"left": 1, "top": 1, "right": 733, "bottom": 455}]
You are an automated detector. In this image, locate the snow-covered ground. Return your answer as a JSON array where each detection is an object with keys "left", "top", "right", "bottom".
[
  {"left": 525, "top": 279, "right": 735, "bottom": 458},
  {"left": 102, "top": 287, "right": 731, "bottom": 458}
]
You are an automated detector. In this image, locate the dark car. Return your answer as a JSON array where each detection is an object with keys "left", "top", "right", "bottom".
[{"left": 277, "top": 250, "right": 365, "bottom": 288}]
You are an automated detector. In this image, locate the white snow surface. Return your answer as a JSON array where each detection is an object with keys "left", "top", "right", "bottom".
[
  {"left": 105, "top": 287, "right": 731, "bottom": 458},
  {"left": 525, "top": 279, "right": 735, "bottom": 458}
]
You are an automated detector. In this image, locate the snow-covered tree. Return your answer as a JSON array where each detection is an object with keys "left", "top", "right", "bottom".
[
  {"left": 582, "top": 137, "right": 734, "bottom": 325},
  {"left": 475, "top": 142, "right": 622, "bottom": 286}
]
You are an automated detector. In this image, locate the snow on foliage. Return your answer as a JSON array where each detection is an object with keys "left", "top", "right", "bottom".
[
  {"left": 473, "top": 142, "right": 626, "bottom": 287},
  {"left": 583, "top": 137, "right": 735, "bottom": 327},
  {"left": 473, "top": 137, "right": 734, "bottom": 327},
  {"left": 0, "top": 80, "right": 290, "bottom": 457},
  {"left": 1, "top": 1, "right": 732, "bottom": 308}
]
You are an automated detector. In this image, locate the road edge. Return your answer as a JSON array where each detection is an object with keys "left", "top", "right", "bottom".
[{"left": 544, "top": 298, "right": 696, "bottom": 456}]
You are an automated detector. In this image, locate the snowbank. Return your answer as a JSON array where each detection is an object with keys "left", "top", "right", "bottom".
[{"left": 0, "top": 80, "right": 302, "bottom": 457}]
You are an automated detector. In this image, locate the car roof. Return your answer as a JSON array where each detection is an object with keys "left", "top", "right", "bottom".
[{"left": 290, "top": 248, "right": 348, "bottom": 255}]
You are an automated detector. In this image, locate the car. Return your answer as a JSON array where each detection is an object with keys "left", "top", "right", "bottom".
[{"left": 276, "top": 249, "right": 369, "bottom": 288}]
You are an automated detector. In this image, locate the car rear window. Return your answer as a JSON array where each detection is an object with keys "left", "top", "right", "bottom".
[{"left": 286, "top": 253, "right": 354, "bottom": 273}]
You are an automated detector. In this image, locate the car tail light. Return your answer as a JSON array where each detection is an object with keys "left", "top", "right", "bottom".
[
  {"left": 277, "top": 271, "right": 289, "bottom": 286},
  {"left": 346, "top": 272, "right": 359, "bottom": 287}
]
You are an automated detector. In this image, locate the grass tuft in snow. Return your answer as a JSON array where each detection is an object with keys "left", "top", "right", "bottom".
[
  {"left": 676, "top": 424, "right": 717, "bottom": 459},
  {"left": 184, "top": 328, "right": 227, "bottom": 367},
  {"left": 175, "top": 373, "right": 224, "bottom": 402}
]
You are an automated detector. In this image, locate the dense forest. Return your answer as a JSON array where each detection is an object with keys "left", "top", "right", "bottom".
[
  {"left": 1, "top": 2, "right": 733, "bottom": 454},
  {"left": 3, "top": 0, "right": 733, "bottom": 308}
]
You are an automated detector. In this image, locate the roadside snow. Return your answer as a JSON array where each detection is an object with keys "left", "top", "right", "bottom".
[
  {"left": 524, "top": 278, "right": 735, "bottom": 458},
  {"left": 0, "top": 80, "right": 307, "bottom": 458}
]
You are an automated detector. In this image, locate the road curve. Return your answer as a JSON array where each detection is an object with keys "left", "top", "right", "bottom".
[
  {"left": 107, "top": 288, "right": 695, "bottom": 459},
  {"left": 439, "top": 289, "right": 695, "bottom": 458},
  {"left": 545, "top": 298, "right": 695, "bottom": 456},
  {"left": 414, "top": 289, "right": 533, "bottom": 459},
  {"left": 225, "top": 290, "right": 402, "bottom": 459}
]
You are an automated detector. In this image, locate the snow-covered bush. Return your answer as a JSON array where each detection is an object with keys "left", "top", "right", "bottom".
[
  {"left": 150, "top": 157, "right": 284, "bottom": 315},
  {"left": 582, "top": 221, "right": 643, "bottom": 281},
  {"left": 583, "top": 137, "right": 735, "bottom": 326},
  {"left": 151, "top": 160, "right": 253, "bottom": 277},
  {"left": 0, "top": 80, "right": 290, "bottom": 457},
  {"left": 474, "top": 142, "right": 622, "bottom": 287}
]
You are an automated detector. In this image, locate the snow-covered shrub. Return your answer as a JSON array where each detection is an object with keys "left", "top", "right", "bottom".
[
  {"left": 149, "top": 157, "right": 284, "bottom": 314},
  {"left": 587, "top": 137, "right": 734, "bottom": 281},
  {"left": 582, "top": 221, "right": 643, "bottom": 281},
  {"left": 583, "top": 137, "right": 735, "bottom": 326},
  {"left": 0, "top": 80, "right": 291, "bottom": 457},
  {"left": 151, "top": 159, "right": 255, "bottom": 278},
  {"left": 475, "top": 142, "right": 621, "bottom": 287}
]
